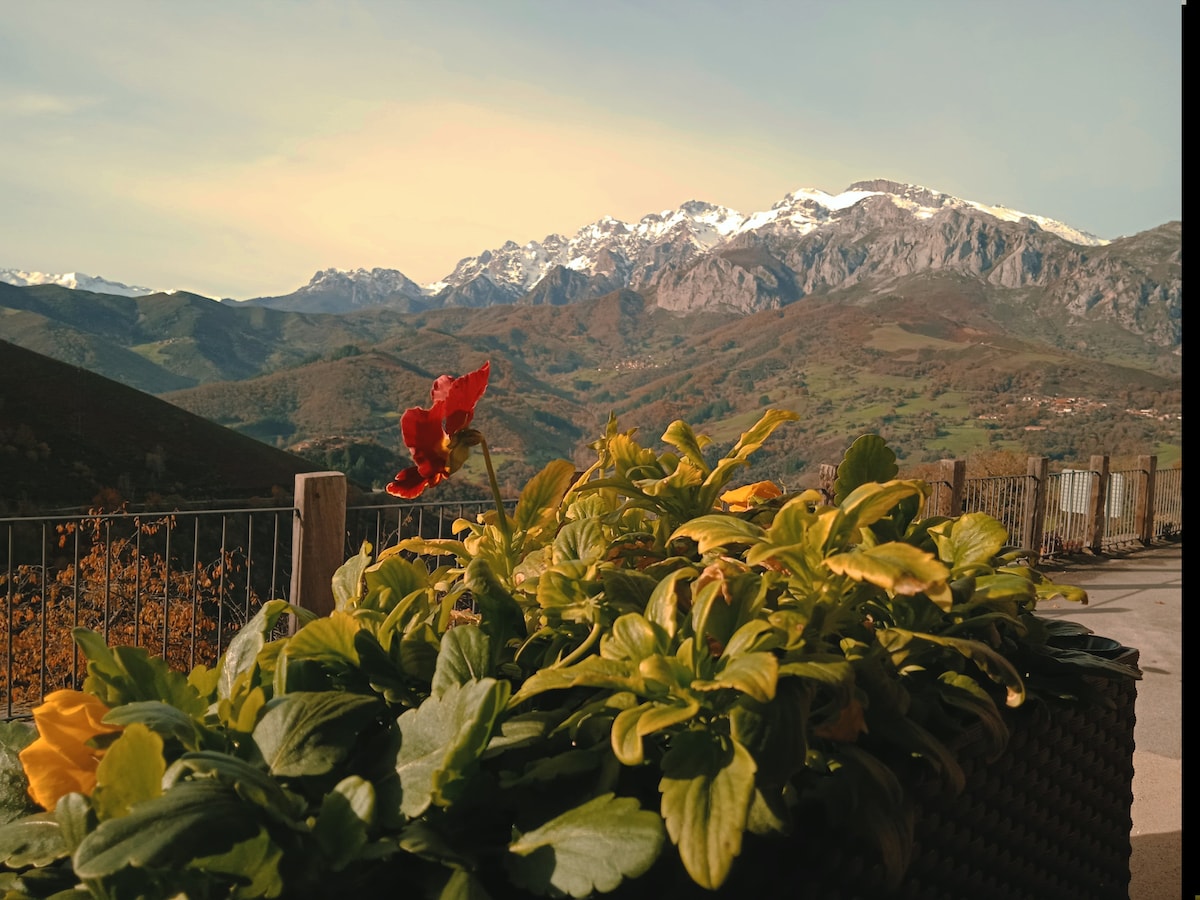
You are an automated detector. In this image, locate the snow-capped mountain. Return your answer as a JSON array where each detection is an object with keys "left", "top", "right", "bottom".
[
  {"left": 0, "top": 268, "right": 159, "bottom": 297},
  {"left": 235, "top": 178, "right": 1110, "bottom": 313},
  {"left": 4, "top": 178, "right": 1174, "bottom": 349}
]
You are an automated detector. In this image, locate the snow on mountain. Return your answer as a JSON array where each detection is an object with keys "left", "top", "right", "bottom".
[
  {"left": 3, "top": 179, "right": 1110, "bottom": 306},
  {"left": 0, "top": 268, "right": 159, "bottom": 297},
  {"left": 431, "top": 180, "right": 1107, "bottom": 299}
]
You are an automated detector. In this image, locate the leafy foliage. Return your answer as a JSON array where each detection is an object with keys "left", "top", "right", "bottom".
[{"left": 0, "top": 411, "right": 1138, "bottom": 897}]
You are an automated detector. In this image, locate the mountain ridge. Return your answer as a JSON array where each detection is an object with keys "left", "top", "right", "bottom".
[{"left": 4, "top": 178, "right": 1114, "bottom": 304}]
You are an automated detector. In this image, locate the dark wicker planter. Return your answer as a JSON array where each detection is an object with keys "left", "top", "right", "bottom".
[
  {"left": 865, "top": 646, "right": 1139, "bottom": 900},
  {"left": 611, "top": 646, "right": 1139, "bottom": 900}
]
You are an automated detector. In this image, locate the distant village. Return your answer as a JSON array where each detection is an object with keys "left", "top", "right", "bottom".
[{"left": 977, "top": 395, "right": 1180, "bottom": 431}]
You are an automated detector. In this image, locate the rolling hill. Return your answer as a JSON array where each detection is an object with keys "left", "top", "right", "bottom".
[{"left": 0, "top": 340, "right": 322, "bottom": 513}]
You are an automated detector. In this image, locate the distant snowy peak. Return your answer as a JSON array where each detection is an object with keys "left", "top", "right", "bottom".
[
  {"left": 437, "top": 199, "right": 750, "bottom": 294},
  {"left": 740, "top": 180, "right": 1108, "bottom": 247},
  {"left": 850, "top": 180, "right": 1108, "bottom": 246},
  {"left": 433, "top": 180, "right": 1107, "bottom": 296},
  {"left": 301, "top": 266, "right": 430, "bottom": 298},
  {"left": 0, "top": 268, "right": 159, "bottom": 297}
]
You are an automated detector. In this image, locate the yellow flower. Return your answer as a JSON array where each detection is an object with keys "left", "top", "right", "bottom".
[
  {"left": 720, "top": 481, "right": 783, "bottom": 512},
  {"left": 18, "top": 690, "right": 122, "bottom": 810}
]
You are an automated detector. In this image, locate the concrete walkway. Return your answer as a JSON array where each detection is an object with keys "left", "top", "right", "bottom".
[{"left": 1035, "top": 541, "right": 1183, "bottom": 900}]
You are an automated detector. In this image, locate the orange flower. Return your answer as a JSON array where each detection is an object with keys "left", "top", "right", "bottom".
[
  {"left": 387, "top": 362, "right": 490, "bottom": 499},
  {"left": 720, "top": 481, "right": 783, "bottom": 512},
  {"left": 18, "top": 690, "right": 122, "bottom": 810}
]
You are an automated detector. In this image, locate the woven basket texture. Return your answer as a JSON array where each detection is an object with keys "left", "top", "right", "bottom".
[{"left": 609, "top": 649, "right": 1139, "bottom": 900}]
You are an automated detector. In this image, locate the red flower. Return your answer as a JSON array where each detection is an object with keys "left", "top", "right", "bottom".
[{"left": 387, "top": 361, "right": 490, "bottom": 498}]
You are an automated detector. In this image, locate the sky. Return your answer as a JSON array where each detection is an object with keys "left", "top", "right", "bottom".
[{"left": 0, "top": 0, "right": 1182, "bottom": 301}]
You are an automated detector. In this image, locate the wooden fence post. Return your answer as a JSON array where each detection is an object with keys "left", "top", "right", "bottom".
[
  {"left": 1087, "top": 455, "right": 1110, "bottom": 554},
  {"left": 935, "top": 459, "right": 966, "bottom": 518},
  {"left": 1023, "top": 456, "right": 1049, "bottom": 558},
  {"left": 1135, "top": 455, "right": 1157, "bottom": 545},
  {"left": 290, "top": 472, "right": 347, "bottom": 627}
]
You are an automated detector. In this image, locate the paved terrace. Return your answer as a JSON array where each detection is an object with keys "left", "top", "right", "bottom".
[{"left": 1035, "top": 541, "right": 1183, "bottom": 900}]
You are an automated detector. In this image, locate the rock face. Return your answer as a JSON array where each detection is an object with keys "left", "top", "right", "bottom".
[{"left": 236, "top": 180, "right": 1179, "bottom": 350}]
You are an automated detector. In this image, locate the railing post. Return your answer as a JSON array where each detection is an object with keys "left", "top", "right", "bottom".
[
  {"left": 935, "top": 459, "right": 966, "bottom": 517},
  {"left": 1023, "top": 456, "right": 1049, "bottom": 558},
  {"left": 1087, "top": 455, "right": 1110, "bottom": 554},
  {"left": 290, "top": 472, "right": 347, "bottom": 626},
  {"left": 1135, "top": 455, "right": 1157, "bottom": 545}
]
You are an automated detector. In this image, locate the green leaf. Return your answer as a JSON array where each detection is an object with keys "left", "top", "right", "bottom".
[
  {"left": 332, "top": 541, "right": 374, "bottom": 609},
  {"left": 437, "top": 868, "right": 493, "bottom": 900},
  {"left": 217, "top": 600, "right": 305, "bottom": 702},
  {"left": 833, "top": 434, "right": 898, "bottom": 503},
  {"left": 705, "top": 652, "right": 778, "bottom": 703},
  {"left": 0, "top": 813, "right": 67, "bottom": 868},
  {"left": 661, "top": 420, "right": 712, "bottom": 472},
  {"left": 601, "top": 613, "right": 662, "bottom": 663},
  {"left": 252, "top": 691, "right": 381, "bottom": 777},
  {"left": 163, "top": 752, "right": 307, "bottom": 824},
  {"left": 55, "top": 792, "right": 94, "bottom": 854},
  {"left": 312, "top": 776, "right": 375, "bottom": 871},
  {"left": 670, "top": 515, "right": 765, "bottom": 554},
  {"left": 513, "top": 459, "right": 576, "bottom": 537},
  {"left": 0, "top": 720, "right": 38, "bottom": 825},
  {"left": 878, "top": 629, "right": 1026, "bottom": 707},
  {"left": 508, "top": 657, "right": 641, "bottom": 707},
  {"left": 93, "top": 723, "right": 164, "bottom": 821},
  {"left": 102, "top": 700, "right": 205, "bottom": 750},
  {"left": 937, "top": 672, "right": 1009, "bottom": 759},
  {"left": 73, "top": 781, "right": 258, "bottom": 879},
  {"left": 364, "top": 553, "right": 431, "bottom": 614},
  {"left": 188, "top": 825, "right": 285, "bottom": 899},
  {"left": 824, "top": 542, "right": 949, "bottom": 595},
  {"left": 432, "top": 625, "right": 493, "bottom": 697},
  {"left": 465, "top": 558, "right": 528, "bottom": 651},
  {"left": 704, "top": 410, "right": 800, "bottom": 498},
  {"left": 395, "top": 678, "right": 510, "bottom": 817},
  {"left": 837, "top": 481, "right": 928, "bottom": 532},
  {"left": 659, "top": 731, "right": 756, "bottom": 890},
  {"left": 929, "top": 512, "right": 1010, "bottom": 569},
  {"left": 74, "top": 628, "right": 205, "bottom": 715},
  {"left": 281, "top": 612, "right": 363, "bottom": 670},
  {"left": 611, "top": 700, "right": 699, "bottom": 765},
  {"left": 553, "top": 518, "right": 609, "bottom": 565},
  {"left": 643, "top": 568, "right": 699, "bottom": 640},
  {"left": 507, "top": 793, "right": 666, "bottom": 898}
]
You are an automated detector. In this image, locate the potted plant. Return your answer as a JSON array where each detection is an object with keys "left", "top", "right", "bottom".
[{"left": 0, "top": 362, "right": 1140, "bottom": 899}]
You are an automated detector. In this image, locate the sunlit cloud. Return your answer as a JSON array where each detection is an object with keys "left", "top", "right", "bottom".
[{"left": 0, "top": 89, "right": 95, "bottom": 116}]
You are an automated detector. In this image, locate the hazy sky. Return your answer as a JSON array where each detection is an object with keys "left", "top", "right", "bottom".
[{"left": 0, "top": 0, "right": 1182, "bottom": 300}]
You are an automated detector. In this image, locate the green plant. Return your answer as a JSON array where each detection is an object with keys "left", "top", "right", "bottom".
[{"left": 0, "top": 364, "right": 1139, "bottom": 899}]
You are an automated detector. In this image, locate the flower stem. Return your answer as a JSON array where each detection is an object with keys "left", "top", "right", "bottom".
[
  {"left": 477, "top": 437, "right": 512, "bottom": 544},
  {"left": 554, "top": 621, "right": 602, "bottom": 668}
]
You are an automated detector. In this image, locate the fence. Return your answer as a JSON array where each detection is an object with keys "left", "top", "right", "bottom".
[{"left": 3, "top": 457, "right": 1182, "bottom": 714}]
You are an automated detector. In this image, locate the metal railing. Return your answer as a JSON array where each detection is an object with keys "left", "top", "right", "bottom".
[
  {"left": 1, "top": 506, "right": 295, "bottom": 718},
  {"left": 344, "top": 498, "right": 517, "bottom": 559}
]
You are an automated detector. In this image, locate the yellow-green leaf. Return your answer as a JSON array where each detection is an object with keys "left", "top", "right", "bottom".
[
  {"left": 824, "top": 543, "right": 949, "bottom": 595},
  {"left": 513, "top": 459, "right": 576, "bottom": 537},
  {"left": 670, "top": 515, "right": 765, "bottom": 554},
  {"left": 659, "top": 732, "right": 756, "bottom": 890},
  {"left": 930, "top": 512, "right": 1009, "bottom": 569},
  {"left": 507, "top": 793, "right": 665, "bottom": 898},
  {"left": 93, "top": 723, "right": 164, "bottom": 821}
]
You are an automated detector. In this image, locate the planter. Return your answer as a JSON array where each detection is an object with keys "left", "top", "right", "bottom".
[
  {"left": 1046, "top": 633, "right": 1128, "bottom": 659},
  {"left": 613, "top": 647, "right": 1139, "bottom": 900}
]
